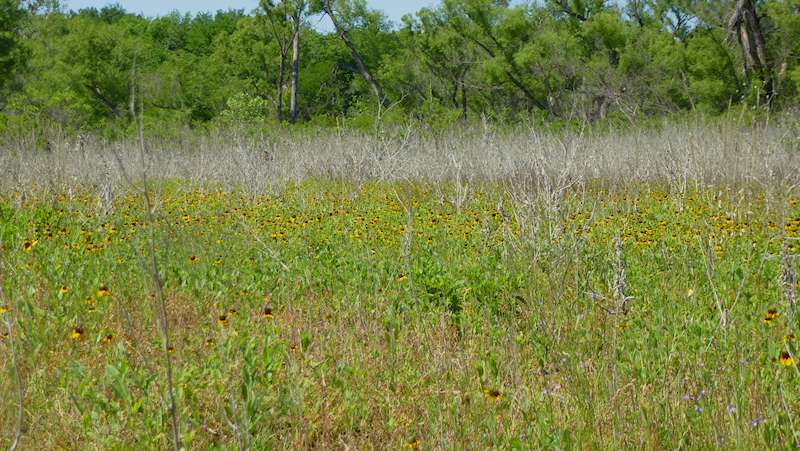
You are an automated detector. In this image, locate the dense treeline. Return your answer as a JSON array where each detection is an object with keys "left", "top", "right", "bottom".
[{"left": 0, "top": 0, "right": 798, "bottom": 139}]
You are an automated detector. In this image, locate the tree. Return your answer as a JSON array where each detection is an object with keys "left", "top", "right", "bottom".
[
  {"left": 547, "top": 0, "right": 606, "bottom": 22},
  {"left": 685, "top": 29, "right": 741, "bottom": 112},
  {"left": 260, "top": 0, "right": 293, "bottom": 123},
  {"left": 21, "top": 9, "right": 149, "bottom": 127},
  {"left": 288, "top": 0, "right": 309, "bottom": 123},
  {"left": 445, "top": 0, "right": 550, "bottom": 114},
  {"left": 515, "top": 13, "right": 583, "bottom": 118},
  {"left": 316, "top": 0, "right": 387, "bottom": 107},
  {"left": 763, "top": 0, "right": 800, "bottom": 101},
  {"left": 727, "top": 0, "right": 771, "bottom": 104},
  {"left": 405, "top": 5, "right": 478, "bottom": 120},
  {"left": 617, "top": 24, "right": 691, "bottom": 113},
  {"left": 0, "top": 0, "right": 25, "bottom": 102},
  {"left": 260, "top": 0, "right": 310, "bottom": 124}
]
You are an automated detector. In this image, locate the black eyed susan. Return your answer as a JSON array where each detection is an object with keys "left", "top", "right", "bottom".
[
  {"left": 96, "top": 286, "right": 111, "bottom": 298},
  {"left": 59, "top": 285, "right": 69, "bottom": 296},
  {"left": 204, "top": 338, "right": 215, "bottom": 347},
  {"left": 397, "top": 274, "right": 409, "bottom": 282},
  {"left": 404, "top": 436, "right": 422, "bottom": 449},
  {"left": 261, "top": 307, "right": 274, "bottom": 319},
  {"left": 0, "top": 305, "right": 9, "bottom": 315},
  {"left": 483, "top": 388, "right": 502, "bottom": 402},
  {"left": 70, "top": 326, "right": 85, "bottom": 341},
  {"left": 779, "top": 352, "right": 795, "bottom": 367},
  {"left": 22, "top": 240, "right": 37, "bottom": 252},
  {"left": 217, "top": 314, "right": 229, "bottom": 327},
  {"left": 101, "top": 334, "right": 114, "bottom": 345},
  {"left": 166, "top": 346, "right": 176, "bottom": 354},
  {"left": 764, "top": 309, "right": 780, "bottom": 324},
  {"left": 189, "top": 255, "right": 198, "bottom": 264}
]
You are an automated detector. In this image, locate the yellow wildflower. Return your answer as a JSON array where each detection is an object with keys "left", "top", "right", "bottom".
[
  {"left": 483, "top": 388, "right": 502, "bottom": 402},
  {"left": 764, "top": 309, "right": 780, "bottom": 324},
  {"left": 779, "top": 352, "right": 795, "bottom": 367},
  {"left": 70, "top": 327, "right": 85, "bottom": 341}
]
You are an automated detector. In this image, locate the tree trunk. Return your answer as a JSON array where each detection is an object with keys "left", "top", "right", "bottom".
[
  {"left": 129, "top": 56, "right": 137, "bottom": 122},
  {"left": 276, "top": 52, "right": 285, "bottom": 124},
  {"left": 322, "top": 1, "right": 387, "bottom": 107},
  {"left": 459, "top": 76, "right": 468, "bottom": 121},
  {"left": 289, "top": 26, "right": 300, "bottom": 124},
  {"left": 728, "top": 0, "right": 772, "bottom": 102}
]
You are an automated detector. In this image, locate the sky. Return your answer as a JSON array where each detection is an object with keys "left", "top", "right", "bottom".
[{"left": 62, "top": 0, "right": 440, "bottom": 24}]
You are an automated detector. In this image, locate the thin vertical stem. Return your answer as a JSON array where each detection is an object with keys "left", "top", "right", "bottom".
[
  {"left": 131, "top": 57, "right": 182, "bottom": 451},
  {"left": 0, "top": 257, "right": 24, "bottom": 451}
]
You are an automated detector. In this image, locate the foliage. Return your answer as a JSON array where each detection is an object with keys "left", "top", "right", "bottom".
[
  {"left": 219, "top": 91, "right": 269, "bottom": 126},
  {"left": 0, "top": 0, "right": 798, "bottom": 136},
  {"left": 0, "top": 0, "right": 25, "bottom": 100}
]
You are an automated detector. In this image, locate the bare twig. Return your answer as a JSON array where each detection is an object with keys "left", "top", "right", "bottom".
[
  {"left": 697, "top": 235, "right": 727, "bottom": 329},
  {"left": 0, "top": 248, "right": 24, "bottom": 451},
  {"left": 781, "top": 241, "right": 797, "bottom": 325},
  {"left": 130, "top": 57, "right": 182, "bottom": 451},
  {"left": 393, "top": 187, "right": 420, "bottom": 306},
  {"left": 613, "top": 238, "right": 631, "bottom": 315}
]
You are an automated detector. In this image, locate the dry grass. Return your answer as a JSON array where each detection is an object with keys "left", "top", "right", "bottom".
[{"left": 1, "top": 119, "right": 798, "bottom": 197}]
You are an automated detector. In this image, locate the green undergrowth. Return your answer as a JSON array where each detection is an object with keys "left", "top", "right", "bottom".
[{"left": 0, "top": 180, "right": 798, "bottom": 449}]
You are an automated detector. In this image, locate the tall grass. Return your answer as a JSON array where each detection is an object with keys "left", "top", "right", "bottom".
[
  {"left": 0, "top": 118, "right": 799, "bottom": 449},
  {"left": 1, "top": 118, "right": 798, "bottom": 196}
]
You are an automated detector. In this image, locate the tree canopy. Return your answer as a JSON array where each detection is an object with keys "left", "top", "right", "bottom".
[{"left": 1, "top": 0, "right": 799, "bottom": 137}]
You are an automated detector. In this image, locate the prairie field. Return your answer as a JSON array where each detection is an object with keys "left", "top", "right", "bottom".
[{"left": 1, "top": 122, "right": 800, "bottom": 449}]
